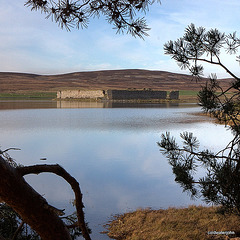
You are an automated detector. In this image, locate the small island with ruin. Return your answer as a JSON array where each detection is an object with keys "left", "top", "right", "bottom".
[{"left": 57, "top": 89, "right": 179, "bottom": 101}]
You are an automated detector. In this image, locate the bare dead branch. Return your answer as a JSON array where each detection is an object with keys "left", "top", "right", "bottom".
[
  {"left": 0, "top": 148, "right": 21, "bottom": 154},
  {"left": 0, "top": 156, "right": 72, "bottom": 240},
  {"left": 17, "top": 164, "right": 91, "bottom": 240}
]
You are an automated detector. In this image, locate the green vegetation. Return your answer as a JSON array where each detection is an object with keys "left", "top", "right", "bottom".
[
  {"left": 166, "top": 90, "right": 198, "bottom": 97},
  {"left": 178, "top": 90, "right": 198, "bottom": 102},
  {"left": 107, "top": 206, "right": 240, "bottom": 240},
  {"left": 179, "top": 90, "right": 199, "bottom": 96},
  {"left": 179, "top": 90, "right": 233, "bottom": 97},
  {"left": 0, "top": 92, "right": 56, "bottom": 100}
]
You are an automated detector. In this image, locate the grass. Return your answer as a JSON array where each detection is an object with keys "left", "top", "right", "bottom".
[
  {"left": 179, "top": 90, "right": 199, "bottom": 96},
  {"left": 178, "top": 90, "right": 234, "bottom": 97},
  {"left": 106, "top": 205, "right": 240, "bottom": 240},
  {"left": 176, "top": 90, "right": 235, "bottom": 103},
  {"left": 0, "top": 92, "right": 56, "bottom": 100},
  {"left": 171, "top": 90, "right": 199, "bottom": 103}
]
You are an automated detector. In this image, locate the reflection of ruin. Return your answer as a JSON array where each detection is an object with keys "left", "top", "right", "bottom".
[
  {"left": 57, "top": 101, "right": 106, "bottom": 108},
  {"left": 57, "top": 89, "right": 179, "bottom": 101},
  {"left": 56, "top": 100, "right": 181, "bottom": 108}
]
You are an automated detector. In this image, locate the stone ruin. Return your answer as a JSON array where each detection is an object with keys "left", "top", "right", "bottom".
[{"left": 57, "top": 89, "right": 179, "bottom": 100}]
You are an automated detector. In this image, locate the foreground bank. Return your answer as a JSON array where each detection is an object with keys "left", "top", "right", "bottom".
[{"left": 106, "top": 206, "right": 240, "bottom": 240}]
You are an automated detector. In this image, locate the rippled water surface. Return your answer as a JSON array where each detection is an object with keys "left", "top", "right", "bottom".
[{"left": 0, "top": 101, "right": 233, "bottom": 239}]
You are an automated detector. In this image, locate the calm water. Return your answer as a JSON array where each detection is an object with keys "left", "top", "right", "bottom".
[{"left": 0, "top": 100, "right": 233, "bottom": 239}]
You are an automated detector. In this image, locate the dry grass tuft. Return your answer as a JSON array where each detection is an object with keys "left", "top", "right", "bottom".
[{"left": 106, "top": 206, "right": 240, "bottom": 240}]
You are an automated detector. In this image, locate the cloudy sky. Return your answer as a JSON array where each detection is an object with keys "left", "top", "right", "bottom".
[{"left": 1, "top": 0, "right": 240, "bottom": 77}]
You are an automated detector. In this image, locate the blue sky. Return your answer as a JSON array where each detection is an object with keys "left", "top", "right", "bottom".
[{"left": 1, "top": 0, "right": 240, "bottom": 77}]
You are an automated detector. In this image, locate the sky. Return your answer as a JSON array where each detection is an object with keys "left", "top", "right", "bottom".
[{"left": 1, "top": 0, "right": 240, "bottom": 77}]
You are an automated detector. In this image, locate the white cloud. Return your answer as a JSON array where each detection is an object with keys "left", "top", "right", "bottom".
[{"left": 1, "top": 0, "right": 240, "bottom": 74}]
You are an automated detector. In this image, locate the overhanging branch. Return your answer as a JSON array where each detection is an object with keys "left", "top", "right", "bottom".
[{"left": 17, "top": 164, "right": 91, "bottom": 240}]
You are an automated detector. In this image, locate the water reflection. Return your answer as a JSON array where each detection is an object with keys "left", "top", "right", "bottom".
[
  {"left": 0, "top": 103, "right": 210, "bottom": 133},
  {"left": 0, "top": 99, "right": 197, "bottom": 110},
  {"left": 0, "top": 101, "right": 233, "bottom": 239},
  {"left": 0, "top": 100, "right": 57, "bottom": 109}
]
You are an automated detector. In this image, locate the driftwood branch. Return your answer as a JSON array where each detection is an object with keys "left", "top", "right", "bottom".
[
  {"left": 0, "top": 148, "right": 21, "bottom": 154},
  {"left": 0, "top": 156, "right": 72, "bottom": 240},
  {"left": 17, "top": 164, "right": 91, "bottom": 240}
]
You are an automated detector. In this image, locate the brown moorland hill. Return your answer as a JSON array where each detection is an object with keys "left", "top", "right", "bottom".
[{"left": 0, "top": 69, "right": 233, "bottom": 92}]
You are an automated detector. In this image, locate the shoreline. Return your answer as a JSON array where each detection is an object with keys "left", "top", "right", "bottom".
[
  {"left": 106, "top": 205, "right": 240, "bottom": 240},
  {"left": 0, "top": 90, "right": 199, "bottom": 103}
]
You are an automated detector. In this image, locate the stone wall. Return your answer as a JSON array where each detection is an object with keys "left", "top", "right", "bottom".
[
  {"left": 57, "top": 90, "right": 105, "bottom": 99},
  {"left": 107, "top": 90, "right": 167, "bottom": 100},
  {"left": 169, "top": 91, "right": 179, "bottom": 100},
  {"left": 57, "top": 89, "right": 179, "bottom": 100}
]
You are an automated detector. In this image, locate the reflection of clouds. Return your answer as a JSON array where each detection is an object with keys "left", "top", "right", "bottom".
[
  {"left": 24, "top": 173, "right": 75, "bottom": 209},
  {"left": 0, "top": 105, "right": 233, "bottom": 239},
  {"left": 169, "top": 122, "right": 234, "bottom": 152},
  {"left": 0, "top": 105, "right": 208, "bottom": 133},
  {"left": 103, "top": 184, "right": 137, "bottom": 211},
  {"left": 141, "top": 152, "right": 171, "bottom": 179}
]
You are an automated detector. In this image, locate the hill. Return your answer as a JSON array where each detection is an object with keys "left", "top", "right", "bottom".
[{"left": 0, "top": 69, "right": 233, "bottom": 92}]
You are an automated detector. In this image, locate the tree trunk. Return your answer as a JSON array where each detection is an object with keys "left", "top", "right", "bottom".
[{"left": 0, "top": 156, "right": 72, "bottom": 240}]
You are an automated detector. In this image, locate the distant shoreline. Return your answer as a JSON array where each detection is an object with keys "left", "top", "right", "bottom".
[{"left": 0, "top": 90, "right": 199, "bottom": 103}]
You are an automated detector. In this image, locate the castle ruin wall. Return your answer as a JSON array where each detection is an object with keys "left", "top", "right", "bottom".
[
  {"left": 106, "top": 90, "right": 167, "bottom": 100},
  {"left": 57, "top": 89, "right": 179, "bottom": 100},
  {"left": 57, "top": 90, "right": 105, "bottom": 99},
  {"left": 169, "top": 91, "right": 179, "bottom": 100}
]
